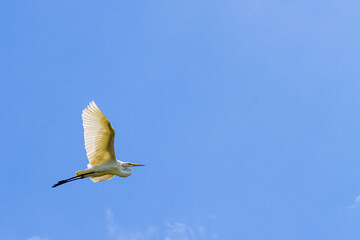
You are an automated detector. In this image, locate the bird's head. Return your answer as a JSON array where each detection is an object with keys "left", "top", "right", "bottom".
[{"left": 121, "top": 162, "right": 145, "bottom": 168}]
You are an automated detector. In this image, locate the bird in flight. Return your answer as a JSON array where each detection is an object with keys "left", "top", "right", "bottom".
[{"left": 52, "top": 101, "right": 144, "bottom": 188}]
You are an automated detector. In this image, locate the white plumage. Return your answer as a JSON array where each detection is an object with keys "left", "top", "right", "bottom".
[
  {"left": 52, "top": 101, "right": 144, "bottom": 188},
  {"left": 82, "top": 101, "right": 116, "bottom": 167}
]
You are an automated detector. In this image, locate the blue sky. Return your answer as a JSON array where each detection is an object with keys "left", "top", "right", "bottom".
[{"left": 1, "top": 1, "right": 360, "bottom": 239}]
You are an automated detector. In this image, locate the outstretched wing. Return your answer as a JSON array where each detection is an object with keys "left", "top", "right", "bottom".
[
  {"left": 82, "top": 101, "right": 116, "bottom": 166},
  {"left": 90, "top": 174, "right": 115, "bottom": 183}
]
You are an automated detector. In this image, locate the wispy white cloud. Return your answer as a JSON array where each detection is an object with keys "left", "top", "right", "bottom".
[
  {"left": 106, "top": 209, "right": 156, "bottom": 240},
  {"left": 105, "top": 209, "right": 216, "bottom": 240},
  {"left": 27, "top": 236, "right": 47, "bottom": 240},
  {"left": 346, "top": 195, "right": 360, "bottom": 209},
  {"left": 164, "top": 222, "right": 196, "bottom": 240}
]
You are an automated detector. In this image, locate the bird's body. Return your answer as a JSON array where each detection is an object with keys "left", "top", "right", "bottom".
[
  {"left": 52, "top": 101, "right": 144, "bottom": 188},
  {"left": 82, "top": 160, "right": 132, "bottom": 180}
]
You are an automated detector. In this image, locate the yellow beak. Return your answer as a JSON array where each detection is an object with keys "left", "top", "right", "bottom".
[{"left": 130, "top": 163, "right": 145, "bottom": 167}]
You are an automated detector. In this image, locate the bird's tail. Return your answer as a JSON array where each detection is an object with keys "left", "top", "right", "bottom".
[
  {"left": 75, "top": 169, "right": 94, "bottom": 176},
  {"left": 52, "top": 171, "right": 95, "bottom": 188}
]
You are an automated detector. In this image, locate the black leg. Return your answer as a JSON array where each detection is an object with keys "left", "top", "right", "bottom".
[{"left": 52, "top": 172, "right": 95, "bottom": 188}]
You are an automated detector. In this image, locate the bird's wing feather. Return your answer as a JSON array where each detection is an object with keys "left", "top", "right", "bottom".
[
  {"left": 82, "top": 101, "right": 116, "bottom": 166},
  {"left": 90, "top": 174, "right": 115, "bottom": 182}
]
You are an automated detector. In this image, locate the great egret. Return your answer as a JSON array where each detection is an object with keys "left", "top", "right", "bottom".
[{"left": 52, "top": 101, "right": 144, "bottom": 188}]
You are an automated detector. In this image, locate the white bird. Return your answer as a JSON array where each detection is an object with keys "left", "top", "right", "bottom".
[{"left": 52, "top": 101, "right": 144, "bottom": 188}]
